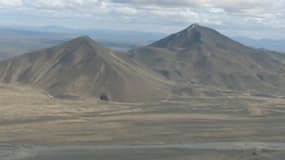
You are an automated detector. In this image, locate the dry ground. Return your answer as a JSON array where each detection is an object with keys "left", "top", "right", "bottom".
[{"left": 1, "top": 83, "right": 285, "bottom": 145}]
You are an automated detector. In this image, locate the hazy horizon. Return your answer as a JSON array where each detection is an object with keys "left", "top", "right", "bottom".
[
  {"left": 1, "top": 23, "right": 285, "bottom": 55},
  {"left": 1, "top": 0, "right": 285, "bottom": 40}
]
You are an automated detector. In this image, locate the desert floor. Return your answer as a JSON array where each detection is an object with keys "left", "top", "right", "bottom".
[{"left": 1, "top": 83, "right": 285, "bottom": 159}]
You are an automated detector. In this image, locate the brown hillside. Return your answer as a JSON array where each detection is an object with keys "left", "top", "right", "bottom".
[
  {"left": 130, "top": 24, "right": 285, "bottom": 96},
  {"left": 0, "top": 36, "right": 170, "bottom": 102}
]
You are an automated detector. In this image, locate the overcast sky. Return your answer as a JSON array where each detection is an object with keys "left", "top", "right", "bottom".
[{"left": 0, "top": 0, "right": 285, "bottom": 39}]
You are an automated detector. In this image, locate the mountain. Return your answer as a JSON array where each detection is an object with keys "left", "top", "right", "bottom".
[
  {"left": 0, "top": 36, "right": 170, "bottom": 102},
  {"left": 129, "top": 24, "right": 285, "bottom": 96}
]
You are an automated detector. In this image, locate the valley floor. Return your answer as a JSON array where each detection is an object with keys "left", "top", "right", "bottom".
[
  {"left": 1, "top": 143, "right": 285, "bottom": 160},
  {"left": 1, "top": 83, "right": 285, "bottom": 159}
]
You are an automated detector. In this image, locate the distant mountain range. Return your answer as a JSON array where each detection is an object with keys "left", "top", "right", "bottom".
[
  {"left": 1, "top": 24, "right": 285, "bottom": 102},
  {"left": 0, "top": 25, "right": 283, "bottom": 61},
  {"left": 0, "top": 26, "right": 165, "bottom": 59},
  {"left": 234, "top": 37, "right": 285, "bottom": 53}
]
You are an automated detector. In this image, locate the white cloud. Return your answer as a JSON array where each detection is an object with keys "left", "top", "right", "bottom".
[
  {"left": 0, "top": 0, "right": 22, "bottom": 8},
  {"left": 1, "top": 0, "right": 285, "bottom": 39},
  {"left": 32, "top": 0, "right": 105, "bottom": 10},
  {"left": 20, "top": 0, "right": 285, "bottom": 20},
  {"left": 30, "top": 0, "right": 139, "bottom": 17}
]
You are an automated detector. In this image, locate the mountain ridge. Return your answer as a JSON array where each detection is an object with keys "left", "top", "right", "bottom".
[
  {"left": 2, "top": 24, "right": 285, "bottom": 101},
  {"left": 0, "top": 36, "right": 170, "bottom": 102},
  {"left": 150, "top": 24, "right": 250, "bottom": 51},
  {"left": 130, "top": 24, "right": 285, "bottom": 96}
]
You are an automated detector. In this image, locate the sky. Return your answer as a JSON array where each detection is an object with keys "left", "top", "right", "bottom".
[{"left": 0, "top": 0, "right": 285, "bottom": 39}]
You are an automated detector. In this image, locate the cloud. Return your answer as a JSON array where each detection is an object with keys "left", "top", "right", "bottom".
[
  {"left": 0, "top": 0, "right": 22, "bottom": 8},
  {"left": 110, "top": 0, "right": 197, "bottom": 8},
  {"left": 109, "top": 0, "right": 277, "bottom": 11},
  {"left": 105, "top": 0, "right": 285, "bottom": 38},
  {"left": 0, "top": 0, "right": 285, "bottom": 39},
  {"left": 31, "top": 0, "right": 106, "bottom": 11},
  {"left": 20, "top": 0, "right": 285, "bottom": 20},
  {"left": 29, "top": 0, "right": 139, "bottom": 17}
]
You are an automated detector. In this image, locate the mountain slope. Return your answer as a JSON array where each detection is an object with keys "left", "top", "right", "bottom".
[
  {"left": 130, "top": 24, "right": 285, "bottom": 96},
  {"left": 0, "top": 36, "right": 170, "bottom": 102}
]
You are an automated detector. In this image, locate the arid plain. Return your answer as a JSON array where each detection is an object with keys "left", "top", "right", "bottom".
[{"left": 1, "top": 83, "right": 285, "bottom": 159}]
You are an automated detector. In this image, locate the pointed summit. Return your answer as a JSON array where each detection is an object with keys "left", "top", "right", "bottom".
[
  {"left": 187, "top": 23, "right": 201, "bottom": 30},
  {"left": 0, "top": 36, "right": 170, "bottom": 102},
  {"left": 132, "top": 24, "right": 285, "bottom": 96},
  {"left": 149, "top": 24, "right": 204, "bottom": 50},
  {"left": 65, "top": 36, "right": 98, "bottom": 48},
  {"left": 70, "top": 36, "right": 94, "bottom": 43},
  {"left": 150, "top": 24, "right": 244, "bottom": 51}
]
